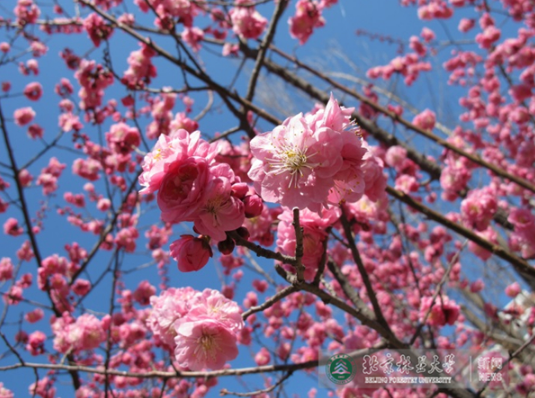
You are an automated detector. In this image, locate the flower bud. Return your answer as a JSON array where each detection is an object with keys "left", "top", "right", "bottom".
[
  {"left": 217, "top": 235, "right": 236, "bottom": 255},
  {"left": 243, "top": 194, "right": 263, "bottom": 218},
  {"left": 236, "top": 227, "right": 250, "bottom": 240},
  {"left": 170, "top": 235, "right": 212, "bottom": 272}
]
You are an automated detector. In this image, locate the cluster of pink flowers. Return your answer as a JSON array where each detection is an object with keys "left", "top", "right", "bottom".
[
  {"left": 36, "top": 157, "right": 66, "bottom": 195},
  {"left": 248, "top": 95, "right": 386, "bottom": 213},
  {"left": 508, "top": 208, "right": 535, "bottom": 259},
  {"left": 75, "top": 59, "right": 114, "bottom": 111},
  {"left": 419, "top": 296, "right": 460, "bottom": 327},
  {"left": 135, "top": 0, "right": 201, "bottom": 28},
  {"left": 460, "top": 187, "right": 497, "bottom": 231},
  {"left": 52, "top": 313, "right": 106, "bottom": 354},
  {"left": 139, "top": 129, "right": 264, "bottom": 270},
  {"left": 147, "top": 287, "right": 243, "bottom": 370},
  {"left": 288, "top": 0, "right": 338, "bottom": 45},
  {"left": 277, "top": 207, "right": 340, "bottom": 280},
  {"left": 121, "top": 43, "right": 156, "bottom": 90},
  {"left": 83, "top": 13, "right": 113, "bottom": 47},
  {"left": 14, "top": 0, "right": 40, "bottom": 26},
  {"left": 229, "top": 0, "right": 268, "bottom": 40}
]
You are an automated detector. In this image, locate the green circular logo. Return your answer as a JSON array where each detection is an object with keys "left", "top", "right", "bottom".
[{"left": 326, "top": 354, "right": 355, "bottom": 385}]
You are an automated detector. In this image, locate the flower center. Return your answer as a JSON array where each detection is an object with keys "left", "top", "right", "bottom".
[
  {"left": 199, "top": 334, "right": 216, "bottom": 356},
  {"left": 267, "top": 144, "right": 318, "bottom": 188}
]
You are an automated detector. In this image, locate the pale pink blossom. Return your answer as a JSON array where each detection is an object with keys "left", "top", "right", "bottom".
[
  {"left": 255, "top": 347, "right": 271, "bottom": 366},
  {"left": 412, "top": 109, "right": 436, "bottom": 131},
  {"left": 385, "top": 145, "right": 408, "bottom": 168},
  {"left": 289, "top": 0, "right": 325, "bottom": 45},
  {"left": 146, "top": 287, "right": 197, "bottom": 348},
  {"left": 505, "top": 282, "right": 521, "bottom": 298},
  {"left": 0, "top": 382, "right": 13, "bottom": 398},
  {"left": 14, "top": 107, "right": 35, "bottom": 126},
  {"left": 4, "top": 218, "right": 23, "bottom": 236},
  {"left": 229, "top": 6, "right": 267, "bottom": 40},
  {"left": 174, "top": 319, "right": 239, "bottom": 370},
  {"left": 187, "top": 288, "right": 243, "bottom": 332},
  {"left": 0, "top": 258, "right": 13, "bottom": 281}
]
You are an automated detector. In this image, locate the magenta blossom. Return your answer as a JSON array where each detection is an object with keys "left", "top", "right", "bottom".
[{"left": 170, "top": 235, "right": 213, "bottom": 272}]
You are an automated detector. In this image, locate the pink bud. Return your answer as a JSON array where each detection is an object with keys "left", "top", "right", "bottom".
[
  {"left": 243, "top": 195, "right": 263, "bottom": 218},
  {"left": 505, "top": 282, "right": 521, "bottom": 298},
  {"left": 255, "top": 347, "right": 271, "bottom": 366},
  {"left": 170, "top": 235, "right": 212, "bottom": 272},
  {"left": 231, "top": 182, "right": 249, "bottom": 199}
]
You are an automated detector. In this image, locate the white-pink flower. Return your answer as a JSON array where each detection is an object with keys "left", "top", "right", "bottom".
[
  {"left": 174, "top": 319, "right": 239, "bottom": 370},
  {"left": 249, "top": 95, "right": 383, "bottom": 212}
]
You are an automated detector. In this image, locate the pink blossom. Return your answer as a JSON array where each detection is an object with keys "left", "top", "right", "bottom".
[
  {"left": 0, "top": 258, "right": 13, "bottom": 281},
  {"left": 170, "top": 235, "right": 212, "bottom": 272},
  {"left": 385, "top": 145, "right": 408, "bottom": 168},
  {"left": 72, "top": 279, "right": 91, "bottom": 296},
  {"left": 14, "top": 107, "right": 35, "bottom": 126},
  {"left": 194, "top": 165, "right": 245, "bottom": 242},
  {"left": 26, "top": 331, "right": 46, "bottom": 355},
  {"left": 4, "top": 218, "right": 23, "bottom": 236},
  {"left": 421, "top": 27, "right": 435, "bottom": 42},
  {"left": 460, "top": 188, "right": 497, "bottom": 231},
  {"left": 27, "top": 124, "right": 43, "bottom": 139},
  {"left": 72, "top": 158, "right": 102, "bottom": 181},
  {"left": 419, "top": 296, "right": 460, "bottom": 327},
  {"left": 412, "top": 109, "right": 436, "bottom": 131},
  {"left": 52, "top": 314, "right": 106, "bottom": 353},
  {"left": 23, "top": 82, "right": 42, "bottom": 101},
  {"left": 505, "top": 282, "right": 521, "bottom": 298},
  {"left": 83, "top": 13, "right": 113, "bottom": 47},
  {"left": 187, "top": 288, "right": 243, "bottom": 332},
  {"left": 106, "top": 122, "right": 141, "bottom": 155},
  {"left": 157, "top": 157, "right": 211, "bottom": 223},
  {"left": 255, "top": 347, "right": 271, "bottom": 366},
  {"left": 146, "top": 287, "right": 196, "bottom": 348},
  {"left": 277, "top": 207, "right": 339, "bottom": 280},
  {"left": 140, "top": 130, "right": 216, "bottom": 194},
  {"left": 169, "top": 112, "right": 199, "bottom": 133},
  {"left": 0, "top": 383, "right": 13, "bottom": 398},
  {"left": 459, "top": 18, "right": 475, "bottom": 33},
  {"left": 182, "top": 27, "right": 204, "bottom": 52},
  {"left": 476, "top": 26, "right": 501, "bottom": 49},
  {"left": 249, "top": 114, "right": 340, "bottom": 211},
  {"left": 25, "top": 308, "right": 44, "bottom": 323},
  {"left": 14, "top": 0, "right": 40, "bottom": 25},
  {"left": 133, "top": 280, "right": 156, "bottom": 305},
  {"left": 229, "top": 6, "right": 268, "bottom": 40},
  {"left": 29, "top": 377, "right": 55, "bottom": 398},
  {"left": 289, "top": 0, "right": 325, "bottom": 45},
  {"left": 0, "top": 43, "right": 10, "bottom": 53},
  {"left": 468, "top": 227, "right": 497, "bottom": 261},
  {"left": 174, "top": 319, "right": 239, "bottom": 370},
  {"left": 243, "top": 194, "right": 263, "bottom": 218}
]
